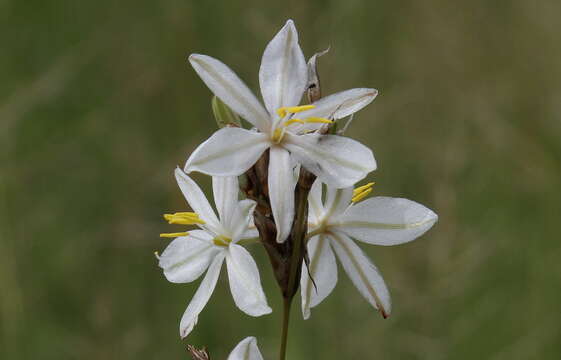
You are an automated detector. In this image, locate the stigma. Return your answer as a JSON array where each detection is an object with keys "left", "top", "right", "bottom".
[
  {"left": 271, "top": 127, "right": 286, "bottom": 143},
  {"left": 213, "top": 235, "right": 232, "bottom": 247}
]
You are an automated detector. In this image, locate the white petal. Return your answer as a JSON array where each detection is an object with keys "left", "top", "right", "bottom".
[
  {"left": 268, "top": 146, "right": 296, "bottom": 243},
  {"left": 259, "top": 19, "right": 307, "bottom": 115},
  {"left": 324, "top": 186, "right": 353, "bottom": 219},
  {"left": 329, "top": 231, "right": 391, "bottom": 317},
  {"left": 185, "top": 128, "right": 270, "bottom": 176},
  {"left": 227, "top": 337, "right": 264, "bottom": 360},
  {"left": 283, "top": 133, "right": 376, "bottom": 188},
  {"left": 228, "top": 199, "right": 257, "bottom": 242},
  {"left": 212, "top": 176, "right": 239, "bottom": 229},
  {"left": 241, "top": 227, "right": 259, "bottom": 239},
  {"left": 300, "top": 234, "right": 338, "bottom": 320},
  {"left": 179, "top": 252, "right": 225, "bottom": 338},
  {"left": 336, "top": 197, "right": 438, "bottom": 246},
  {"left": 189, "top": 54, "right": 270, "bottom": 131},
  {"left": 226, "top": 244, "right": 272, "bottom": 317},
  {"left": 159, "top": 230, "right": 218, "bottom": 283},
  {"left": 175, "top": 169, "right": 221, "bottom": 231},
  {"left": 307, "top": 179, "right": 324, "bottom": 225},
  {"left": 299, "top": 88, "right": 378, "bottom": 120}
]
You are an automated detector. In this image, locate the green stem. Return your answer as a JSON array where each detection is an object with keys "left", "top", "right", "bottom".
[
  {"left": 286, "top": 182, "right": 310, "bottom": 296},
  {"left": 278, "top": 173, "right": 312, "bottom": 359},
  {"left": 279, "top": 297, "right": 292, "bottom": 360}
]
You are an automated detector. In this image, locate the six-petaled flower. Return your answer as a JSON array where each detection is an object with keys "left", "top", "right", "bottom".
[
  {"left": 300, "top": 180, "right": 438, "bottom": 319},
  {"left": 185, "top": 20, "right": 378, "bottom": 243},
  {"left": 158, "top": 169, "right": 271, "bottom": 338}
]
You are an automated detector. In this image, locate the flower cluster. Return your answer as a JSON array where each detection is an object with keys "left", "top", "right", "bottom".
[{"left": 157, "top": 19, "right": 437, "bottom": 357}]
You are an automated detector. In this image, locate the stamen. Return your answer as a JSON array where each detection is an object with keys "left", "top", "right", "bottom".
[
  {"left": 159, "top": 232, "right": 189, "bottom": 238},
  {"left": 163, "top": 212, "right": 205, "bottom": 225},
  {"left": 352, "top": 182, "right": 375, "bottom": 197},
  {"left": 351, "top": 188, "right": 372, "bottom": 203},
  {"left": 283, "top": 118, "right": 305, "bottom": 126},
  {"left": 154, "top": 251, "right": 160, "bottom": 259},
  {"left": 276, "top": 105, "right": 316, "bottom": 118},
  {"left": 304, "top": 117, "right": 332, "bottom": 124},
  {"left": 213, "top": 235, "right": 232, "bottom": 247},
  {"left": 174, "top": 212, "right": 200, "bottom": 217}
]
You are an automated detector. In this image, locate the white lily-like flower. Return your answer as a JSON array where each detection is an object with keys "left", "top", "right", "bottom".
[
  {"left": 185, "top": 19, "right": 378, "bottom": 243},
  {"left": 158, "top": 169, "right": 271, "bottom": 338},
  {"left": 300, "top": 180, "right": 438, "bottom": 319},
  {"left": 227, "top": 336, "right": 264, "bottom": 360}
]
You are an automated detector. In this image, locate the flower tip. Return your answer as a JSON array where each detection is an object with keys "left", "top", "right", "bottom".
[
  {"left": 187, "top": 53, "right": 205, "bottom": 66},
  {"left": 174, "top": 166, "right": 186, "bottom": 177},
  {"left": 180, "top": 326, "right": 191, "bottom": 339},
  {"left": 370, "top": 156, "right": 378, "bottom": 172},
  {"left": 302, "top": 308, "right": 311, "bottom": 320},
  {"left": 247, "top": 303, "right": 273, "bottom": 317},
  {"left": 430, "top": 210, "right": 439, "bottom": 223},
  {"left": 256, "top": 305, "right": 273, "bottom": 317},
  {"left": 380, "top": 307, "right": 390, "bottom": 319},
  {"left": 283, "top": 19, "right": 298, "bottom": 33}
]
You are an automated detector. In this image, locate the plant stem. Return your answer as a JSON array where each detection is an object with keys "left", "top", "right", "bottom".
[
  {"left": 278, "top": 170, "right": 314, "bottom": 360},
  {"left": 279, "top": 297, "right": 292, "bottom": 360}
]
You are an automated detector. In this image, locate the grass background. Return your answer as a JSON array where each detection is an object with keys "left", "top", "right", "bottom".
[{"left": 1, "top": 0, "right": 560, "bottom": 359}]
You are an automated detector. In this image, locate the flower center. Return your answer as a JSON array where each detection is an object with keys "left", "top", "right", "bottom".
[
  {"left": 271, "top": 127, "right": 286, "bottom": 144},
  {"left": 351, "top": 182, "right": 375, "bottom": 203},
  {"left": 159, "top": 212, "right": 205, "bottom": 238},
  {"left": 213, "top": 235, "right": 232, "bottom": 247},
  {"left": 272, "top": 105, "right": 333, "bottom": 143}
]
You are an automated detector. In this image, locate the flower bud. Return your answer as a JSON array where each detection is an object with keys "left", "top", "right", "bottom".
[{"left": 211, "top": 95, "right": 241, "bottom": 128}]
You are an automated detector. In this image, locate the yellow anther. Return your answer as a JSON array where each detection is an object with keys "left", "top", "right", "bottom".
[
  {"left": 163, "top": 212, "right": 205, "bottom": 225},
  {"left": 159, "top": 232, "right": 189, "bottom": 238},
  {"left": 271, "top": 127, "right": 285, "bottom": 143},
  {"left": 352, "top": 182, "right": 375, "bottom": 197},
  {"left": 163, "top": 212, "right": 200, "bottom": 220},
  {"left": 167, "top": 217, "right": 206, "bottom": 225},
  {"left": 175, "top": 212, "right": 200, "bottom": 217},
  {"left": 283, "top": 118, "right": 305, "bottom": 126},
  {"left": 154, "top": 251, "right": 160, "bottom": 259},
  {"left": 304, "top": 117, "right": 332, "bottom": 124},
  {"left": 213, "top": 235, "right": 232, "bottom": 247},
  {"left": 351, "top": 188, "right": 372, "bottom": 203},
  {"left": 276, "top": 105, "right": 316, "bottom": 118}
]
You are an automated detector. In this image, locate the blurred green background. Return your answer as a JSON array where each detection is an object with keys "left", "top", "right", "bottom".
[{"left": 2, "top": 0, "right": 560, "bottom": 359}]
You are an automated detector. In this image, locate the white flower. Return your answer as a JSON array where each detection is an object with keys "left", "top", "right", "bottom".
[
  {"left": 227, "top": 337, "right": 264, "bottom": 360},
  {"left": 300, "top": 180, "right": 438, "bottom": 319},
  {"left": 185, "top": 19, "right": 378, "bottom": 243},
  {"left": 158, "top": 169, "right": 271, "bottom": 338}
]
